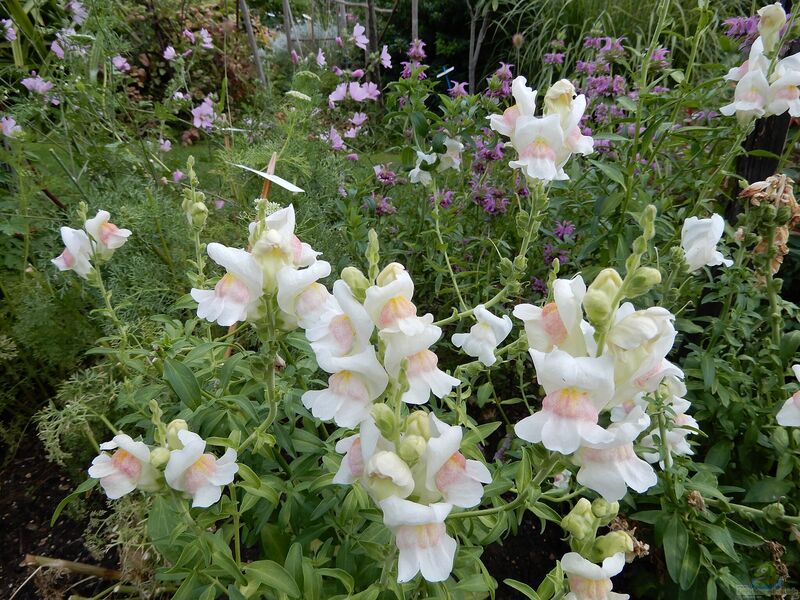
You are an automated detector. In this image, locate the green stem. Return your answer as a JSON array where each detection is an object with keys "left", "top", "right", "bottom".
[
  {"left": 230, "top": 483, "right": 242, "bottom": 566},
  {"left": 764, "top": 225, "right": 782, "bottom": 347},
  {"left": 432, "top": 201, "right": 467, "bottom": 311}
]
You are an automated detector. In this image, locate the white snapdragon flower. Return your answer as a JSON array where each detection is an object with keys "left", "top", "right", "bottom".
[
  {"left": 276, "top": 260, "right": 337, "bottom": 328},
  {"left": 724, "top": 38, "right": 768, "bottom": 82},
  {"left": 437, "top": 137, "right": 464, "bottom": 172},
  {"left": 451, "top": 304, "right": 512, "bottom": 366},
  {"left": 302, "top": 346, "right": 389, "bottom": 427},
  {"left": 681, "top": 214, "right": 733, "bottom": 272},
  {"left": 720, "top": 69, "right": 770, "bottom": 123},
  {"left": 305, "top": 280, "right": 374, "bottom": 359},
  {"left": 332, "top": 416, "right": 383, "bottom": 483},
  {"left": 488, "top": 76, "right": 537, "bottom": 138},
  {"left": 191, "top": 243, "right": 264, "bottom": 326},
  {"left": 514, "top": 275, "right": 592, "bottom": 356},
  {"left": 776, "top": 365, "right": 800, "bottom": 426},
  {"left": 544, "top": 79, "right": 594, "bottom": 159},
  {"left": 515, "top": 349, "right": 615, "bottom": 454},
  {"left": 767, "top": 71, "right": 800, "bottom": 117},
  {"left": 757, "top": 2, "right": 787, "bottom": 54},
  {"left": 382, "top": 320, "right": 459, "bottom": 405},
  {"left": 84, "top": 210, "right": 132, "bottom": 259},
  {"left": 508, "top": 113, "right": 568, "bottom": 181},
  {"left": 423, "top": 414, "right": 491, "bottom": 507},
  {"left": 88, "top": 434, "right": 159, "bottom": 499},
  {"left": 164, "top": 430, "right": 238, "bottom": 507},
  {"left": 561, "top": 551, "right": 629, "bottom": 600},
  {"left": 52, "top": 227, "right": 93, "bottom": 278},
  {"left": 380, "top": 497, "right": 456, "bottom": 583},
  {"left": 364, "top": 450, "right": 416, "bottom": 500},
  {"left": 409, "top": 151, "right": 436, "bottom": 186},
  {"left": 573, "top": 407, "right": 657, "bottom": 502},
  {"left": 363, "top": 265, "right": 418, "bottom": 331},
  {"left": 249, "top": 205, "right": 319, "bottom": 289},
  {"left": 641, "top": 407, "right": 699, "bottom": 466}
]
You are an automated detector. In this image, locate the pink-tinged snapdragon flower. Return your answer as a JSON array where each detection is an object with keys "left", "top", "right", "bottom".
[
  {"left": 2, "top": 18, "right": 16, "bottom": 41},
  {"left": 515, "top": 349, "right": 615, "bottom": 454},
  {"left": 305, "top": 279, "right": 374, "bottom": 359},
  {"left": 159, "top": 138, "right": 172, "bottom": 152},
  {"left": 451, "top": 304, "right": 512, "bottom": 366},
  {"left": 777, "top": 365, "right": 800, "bottom": 426},
  {"left": 424, "top": 414, "right": 492, "bottom": 507},
  {"left": 88, "top": 434, "right": 158, "bottom": 499},
  {"left": 681, "top": 214, "right": 733, "bottom": 272},
  {"left": 351, "top": 23, "right": 369, "bottom": 50},
  {"left": 199, "top": 27, "right": 213, "bottom": 49},
  {"left": 164, "top": 430, "right": 238, "bottom": 507},
  {"left": 163, "top": 46, "right": 176, "bottom": 60},
  {"left": 316, "top": 48, "right": 326, "bottom": 67},
  {"left": 276, "top": 260, "right": 336, "bottom": 328},
  {"left": 508, "top": 113, "right": 568, "bottom": 181},
  {"left": 84, "top": 210, "right": 132, "bottom": 259},
  {"left": 437, "top": 137, "right": 464, "bottom": 172},
  {"left": 767, "top": 71, "right": 800, "bottom": 117},
  {"left": 21, "top": 72, "right": 53, "bottom": 95},
  {"left": 112, "top": 55, "right": 131, "bottom": 72},
  {"left": 449, "top": 81, "right": 469, "bottom": 97},
  {"left": 488, "top": 75, "right": 538, "bottom": 139},
  {"left": 1, "top": 116, "right": 22, "bottom": 138},
  {"left": 192, "top": 98, "right": 217, "bottom": 130},
  {"left": 191, "top": 243, "right": 263, "bottom": 326},
  {"left": 561, "top": 551, "right": 629, "bottom": 600},
  {"left": 381, "top": 45, "right": 392, "bottom": 68},
  {"left": 303, "top": 346, "right": 389, "bottom": 427},
  {"left": 52, "top": 227, "right": 93, "bottom": 278},
  {"left": 721, "top": 68, "right": 770, "bottom": 122},
  {"left": 380, "top": 497, "right": 456, "bottom": 583}
]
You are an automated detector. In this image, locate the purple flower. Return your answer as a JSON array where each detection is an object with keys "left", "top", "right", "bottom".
[
  {"left": 316, "top": 48, "right": 326, "bottom": 67},
  {"left": 335, "top": 36, "right": 343, "bottom": 47},
  {"left": 496, "top": 62, "right": 514, "bottom": 80},
  {"left": 328, "top": 126, "right": 345, "bottom": 150},
  {"left": 370, "top": 193, "right": 397, "bottom": 215},
  {"left": 163, "top": 46, "right": 176, "bottom": 60},
  {"left": 290, "top": 49, "right": 300, "bottom": 64},
  {"left": 351, "top": 68, "right": 365, "bottom": 78},
  {"left": 351, "top": 112, "right": 368, "bottom": 126},
  {"left": 2, "top": 116, "right": 22, "bottom": 138},
  {"left": 159, "top": 138, "right": 172, "bottom": 152},
  {"left": 21, "top": 72, "right": 53, "bottom": 94},
  {"left": 373, "top": 164, "right": 397, "bottom": 186},
  {"left": 531, "top": 277, "right": 547, "bottom": 294},
  {"left": 67, "top": 0, "right": 88, "bottom": 25},
  {"left": 650, "top": 46, "right": 670, "bottom": 69},
  {"left": 407, "top": 39, "right": 426, "bottom": 61},
  {"left": 191, "top": 98, "right": 217, "bottom": 130},
  {"left": 431, "top": 189, "right": 454, "bottom": 208},
  {"left": 332, "top": 65, "right": 344, "bottom": 76},
  {"left": 172, "top": 170, "right": 185, "bottom": 182},
  {"left": 449, "top": 81, "right": 469, "bottom": 97},
  {"left": 543, "top": 243, "right": 569, "bottom": 266},
  {"left": 345, "top": 153, "right": 359, "bottom": 161},
  {"left": 611, "top": 75, "right": 626, "bottom": 95},
  {"left": 584, "top": 36, "right": 602, "bottom": 49},
  {"left": 214, "top": 200, "right": 226, "bottom": 210},
  {"left": 576, "top": 60, "right": 595, "bottom": 75},
  {"left": 328, "top": 83, "right": 347, "bottom": 107},
  {"left": 380, "top": 45, "right": 392, "bottom": 68},
  {"left": 344, "top": 127, "right": 359, "bottom": 139},
  {"left": 599, "top": 36, "right": 625, "bottom": 59},
  {"left": 351, "top": 23, "right": 369, "bottom": 50},
  {"left": 199, "top": 28, "right": 213, "bottom": 49},
  {"left": 112, "top": 55, "right": 131, "bottom": 72},
  {"left": 723, "top": 15, "right": 760, "bottom": 49},
  {"left": 400, "top": 61, "right": 426, "bottom": 80},
  {"left": 182, "top": 28, "right": 195, "bottom": 43},
  {"left": 554, "top": 220, "right": 576, "bottom": 240},
  {"left": 2, "top": 19, "right": 16, "bottom": 41},
  {"left": 543, "top": 52, "right": 564, "bottom": 65},
  {"left": 51, "top": 39, "right": 65, "bottom": 59}
]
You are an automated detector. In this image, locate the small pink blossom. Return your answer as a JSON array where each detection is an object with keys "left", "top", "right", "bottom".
[
  {"left": 349, "top": 81, "right": 369, "bottom": 102},
  {"left": 351, "top": 68, "right": 365, "bottom": 79},
  {"left": 182, "top": 29, "right": 195, "bottom": 43},
  {"left": 344, "top": 127, "right": 359, "bottom": 138},
  {"left": 328, "top": 83, "right": 348, "bottom": 107},
  {"left": 332, "top": 65, "right": 343, "bottom": 76},
  {"left": 191, "top": 97, "right": 217, "bottom": 129},
  {"left": 407, "top": 39, "right": 426, "bottom": 61},
  {"left": 199, "top": 28, "right": 213, "bottom": 49},
  {"left": 290, "top": 49, "right": 300, "bottom": 64},
  {"left": 381, "top": 45, "right": 392, "bottom": 68},
  {"left": 51, "top": 39, "right": 65, "bottom": 59},
  {"left": 362, "top": 82, "right": 380, "bottom": 100},
  {"left": 316, "top": 48, "right": 326, "bottom": 67},
  {"left": 328, "top": 126, "right": 345, "bottom": 150},
  {"left": 346, "top": 153, "right": 359, "bottom": 161},
  {"left": 112, "top": 55, "right": 130, "bottom": 72},
  {"left": 159, "top": 138, "right": 172, "bottom": 152},
  {"left": 2, "top": 19, "right": 16, "bottom": 41},
  {"left": 173, "top": 170, "right": 185, "bottom": 182},
  {"left": 214, "top": 200, "right": 226, "bottom": 210},
  {"left": 67, "top": 0, "right": 88, "bottom": 25},
  {"left": 351, "top": 23, "right": 369, "bottom": 50},
  {"left": 163, "top": 46, "right": 176, "bottom": 60},
  {"left": 2, "top": 116, "right": 22, "bottom": 138},
  {"left": 351, "top": 112, "right": 368, "bottom": 126},
  {"left": 335, "top": 36, "right": 343, "bottom": 47},
  {"left": 449, "top": 81, "right": 468, "bottom": 97},
  {"left": 21, "top": 72, "right": 53, "bottom": 95}
]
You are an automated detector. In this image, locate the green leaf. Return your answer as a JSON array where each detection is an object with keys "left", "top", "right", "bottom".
[
  {"left": 663, "top": 514, "right": 689, "bottom": 584},
  {"left": 701, "top": 353, "right": 716, "bottom": 390},
  {"left": 51, "top": 478, "right": 97, "bottom": 526},
  {"left": 743, "top": 478, "right": 792, "bottom": 503},
  {"left": 697, "top": 523, "right": 738, "bottom": 560},
  {"left": 588, "top": 159, "right": 627, "bottom": 189},
  {"left": 726, "top": 521, "right": 766, "bottom": 546},
  {"left": 504, "top": 579, "right": 541, "bottom": 599},
  {"left": 317, "top": 568, "right": 354, "bottom": 594},
  {"left": 244, "top": 560, "right": 301, "bottom": 598},
  {"left": 164, "top": 358, "right": 202, "bottom": 409},
  {"left": 409, "top": 111, "right": 429, "bottom": 138}
]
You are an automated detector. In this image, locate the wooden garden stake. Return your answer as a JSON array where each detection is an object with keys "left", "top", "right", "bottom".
[{"left": 240, "top": 0, "right": 268, "bottom": 89}]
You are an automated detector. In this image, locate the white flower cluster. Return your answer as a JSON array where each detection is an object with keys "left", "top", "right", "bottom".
[
  {"left": 721, "top": 3, "right": 800, "bottom": 123},
  {"left": 52, "top": 210, "right": 131, "bottom": 278},
  {"left": 88, "top": 421, "right": 238, "bottom": 508},
  {"left": 488, "top": 77, "right": 594, "bottom": 181},
  {"left": 512, "top": 274, "right": 698, "bottom": 502},
  {"left": 409, "top": 137, "right": 465, "bottom": 186}
]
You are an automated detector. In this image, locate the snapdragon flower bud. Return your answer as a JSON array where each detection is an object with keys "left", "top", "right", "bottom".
[
  {"left": 189, "top": 201, "right": 208, "bottom": 229},
  {"left": 405, "top": 411, "right": 432, "bottom": 439},
  {"left": 376, "top": 262, "right": 406, "bottom": 286},
  {"left": 397, "top": 434, "right": 427, "bottom": 464},
  {"left": 341, "top": 266, "right": 369, "bottom": 301},
  {"left": 167, "top": 419, "right": 189, "bottom": 449},
  {"left": 363, "top": 451, "right": 414, "bottom": 500},
  {"left": 150, "top": 447, "right": 170, "bottom": 468},
  {"left": 583, "top": 268, "right": 622, "bottom": 325},
  {"left": 561, "top": 498, "right": 596, "bottom": 539},
  {"left": 758, "top": 2, "right": 787, "bottom": 53},
  {"left": 625, "top": 267, "right": 662, "bottom": 298},
  {"left": 371, "top": 403, "right": 398, "bottom": 440},
  {"left": 591, "top": 498, "right": 620, "bottom": 522},
  {"left": 592, "top": 531, "right": 634, "bottom": 561}
]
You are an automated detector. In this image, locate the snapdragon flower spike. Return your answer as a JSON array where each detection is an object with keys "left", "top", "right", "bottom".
[
  {"left": 380, "top": 497, "right": 456, "bottom": 583},
  {"left": 382, "top": 320, "right": 460, "bottom": 405},
  {"left": 776, "top": 365, "right": 800, "bottom": 426},
  {"left": 451, "top": 304, "right": 512, "bottom": 366},
  {"left": 302, "top": 346, "right": 389, "bottom": 427},
  {"left": 164, "top": 430, "right": 238, "bottom": 508},
  {"left": 52, "top": 227, "right": 93, "bottom": 278},
  {"left": 561, "top": 551, "right": 629, "bottom": 600},
  {"left": 514, "top": 275, "right": 591, "bottom": 356},
  {"left": 424, "top": 414, "right": 492, "bottom": 507},
  {"left": 573, "top": 407, "right": 657, "bottom": 502},
  {"left": 306, "top": 279, "right": 374, "bottom": 359},
  {"left": 681, "top": 214, "right": 733, "bottom": 272},
  {"left": 515, "top": 349, "right": 615, "bottom": 454},
  {"left": 84, "top": 210, "right": 132, "bottom": 259},
  {"left": 276, "top": 260, "right": 336, "bottom": 328},
  {"left": 88, "top": 434, "right": 158, "bottom": 499},
  {"left": 191, "top": 243, "right": 264, "bottom": 327}
]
